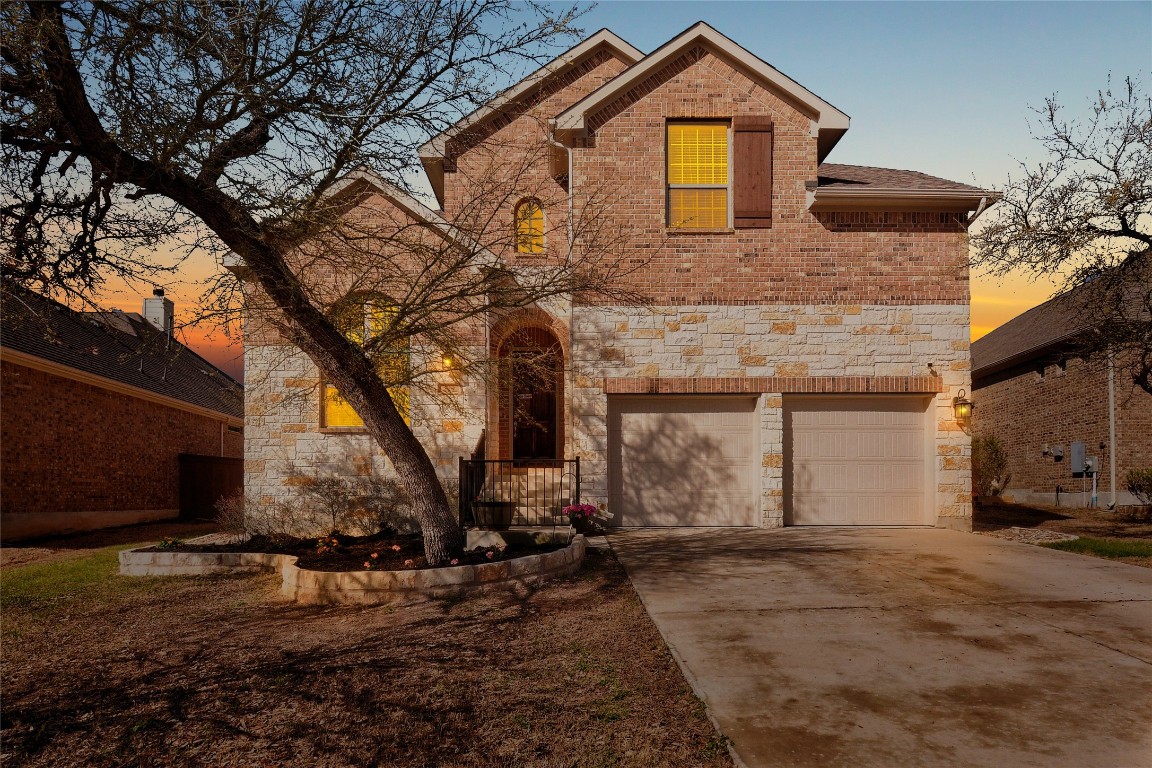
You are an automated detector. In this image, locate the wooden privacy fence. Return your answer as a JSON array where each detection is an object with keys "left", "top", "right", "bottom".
[{"left": 179, "top": 453, "right": 243, "bottom": 519}]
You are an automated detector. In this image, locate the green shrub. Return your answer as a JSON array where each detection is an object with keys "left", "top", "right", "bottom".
[{"left": 972, "top": 435, "right": 1011, "bottom": 497}]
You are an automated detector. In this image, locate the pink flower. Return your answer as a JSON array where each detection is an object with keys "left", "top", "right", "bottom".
[
  {"left": 486, "top": 551, "right": 495, "bottom": 559},
  {"left": 370, "top": 552, "right": 379, "bottom": 559},
  {"left": 450, "top": 559, "right": 459, "bottom": 565},
  {"left": 363, "top": 562, "right": 371, "bottom": 568},
  {"left": 391, "top": 544, "right": 402, "bottom": 552},
  {"left": 404, "top": 559, "right": 414, "bottom": 567}
]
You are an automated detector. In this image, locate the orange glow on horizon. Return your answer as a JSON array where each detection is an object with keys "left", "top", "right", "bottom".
[{"left": 970, "top": 269, "right": 1059, "bottom": 342}]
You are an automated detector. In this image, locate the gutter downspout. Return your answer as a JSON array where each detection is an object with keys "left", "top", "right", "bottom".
[{"left": 1108, "top": 350, "right": 1117, "bottom": 507}]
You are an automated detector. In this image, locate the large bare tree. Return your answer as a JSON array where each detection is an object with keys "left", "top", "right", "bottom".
[
  {"left": 971, "top": 77, "right": 1151, "bottom": 393},
  {"left": 1, "top": 0, "right": 636, "bottom": 563}
]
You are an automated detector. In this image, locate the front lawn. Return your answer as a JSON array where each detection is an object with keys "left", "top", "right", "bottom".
[
  {"left": 1041, "top": 536, "right": 1152, "bottom": 567},
  {"left": 0, "top": 533, "right": 732, "bottom": 767}
]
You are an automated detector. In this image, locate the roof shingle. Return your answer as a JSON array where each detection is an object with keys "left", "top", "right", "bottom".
[
  {"left": 1, "top": 289, "right": 243, "bottom": 419},
  {"left": 817, "top": 163, "right": 985, "bottom": 193}
]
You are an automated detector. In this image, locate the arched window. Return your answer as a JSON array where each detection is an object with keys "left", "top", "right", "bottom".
[
  {"left": 322, "top": 299, "right": 410, "bottom": 428},
  {"left": 515, "top": 198, "right": 544, "bottom": 254}
]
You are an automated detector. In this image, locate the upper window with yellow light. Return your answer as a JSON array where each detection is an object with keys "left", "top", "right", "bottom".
[{"left": 667, "top": 122, "right": 730, "bottom": 229}]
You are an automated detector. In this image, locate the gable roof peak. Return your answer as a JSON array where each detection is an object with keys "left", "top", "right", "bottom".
[
  {"left": 417, "top": 28, "right": 642, "bottom": 204},
  {"left": 554, "top": 22, "right": 851, "bottom": 162}
]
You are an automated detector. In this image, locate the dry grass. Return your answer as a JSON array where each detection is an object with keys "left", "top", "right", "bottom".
[
  {"left": 974, "top": 499, "right": 1152, "bottom": 567},
  {"left": 0, "top": 523, "right": 733, "bottom": 768}
]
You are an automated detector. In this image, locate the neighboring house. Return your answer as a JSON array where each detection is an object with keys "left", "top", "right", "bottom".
[
  {"left": 1, "top": 288, "right": 244, "bottom": 540},
  {"left": 242, "top": 23, "right": 993, "bottom": 531},
  {"left": 971, "top": 275, "right": 1152, "bottom": 507}
]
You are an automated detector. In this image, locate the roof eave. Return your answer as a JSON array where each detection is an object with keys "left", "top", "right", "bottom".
[
  {"left": 809, "top": 188, "right": 995, "bottom": 213},
  {"left": 972, "top": 330, "right": 1086, "bottom": 382}
]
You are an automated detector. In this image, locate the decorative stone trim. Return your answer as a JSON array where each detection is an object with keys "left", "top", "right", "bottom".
[
  {"left": 119, "top": 536, "right": 586, "bottom": 606},
  {"left": 603, "top": 375, "right": 944, "bottom": 395}
]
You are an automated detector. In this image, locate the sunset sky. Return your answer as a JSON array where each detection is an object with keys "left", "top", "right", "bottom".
[{"left": 90, "top": 1, "right": 1150, "bottom": 381}]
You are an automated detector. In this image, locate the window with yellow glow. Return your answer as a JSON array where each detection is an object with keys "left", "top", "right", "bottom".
[
  {"left": 515, "top": 198, "right": 544, "bottom": 253},
  {"left": 667, "top": 122, "right": 729, "bottom": 229},
  {"left": 322, "top": 302, "right": 410, "bottom": 428}
]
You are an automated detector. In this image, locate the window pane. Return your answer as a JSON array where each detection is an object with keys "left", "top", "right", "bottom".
[
  {"left": 324, "top": 299, "right": 411, "bottom": 428},
  {"left": 515, "top": 199, "right": 544, "bottom": 253},
  {"left": 669, "top": 188, "right": 728, "bottom": 229},
  {"left": 668, "top": 123, "right": 728, "bottom": 185},
  {"left": 324, "top": 385, "right": 364, "bottom": 428}
]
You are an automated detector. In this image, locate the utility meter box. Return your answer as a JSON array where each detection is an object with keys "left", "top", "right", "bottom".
[
  {"left": 1070, "top": 441, "right": 1085, "bottom": 474},
  {"left": 1071, "top": 441, "right": 1094, "bottom": 477}
]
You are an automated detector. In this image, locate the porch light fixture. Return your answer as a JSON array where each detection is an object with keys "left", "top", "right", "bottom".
[
  {"left": 442, "top": 356, "right": 454, "bottom": 369},
  {"left": 952, "top": 390, "right": 972, "bottom": 424}
]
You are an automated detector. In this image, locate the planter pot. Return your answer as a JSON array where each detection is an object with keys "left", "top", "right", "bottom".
[
  {"left": 473, "top": 501, "right": 516, "bottom": 529},
  {"left": 570, "top": 517, "right": 597, "bottom": 535}
]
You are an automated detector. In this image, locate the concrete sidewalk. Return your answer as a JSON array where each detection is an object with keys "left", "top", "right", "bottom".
[{"left": 610, "top": 527, "right": 1152, "bottom": 768}]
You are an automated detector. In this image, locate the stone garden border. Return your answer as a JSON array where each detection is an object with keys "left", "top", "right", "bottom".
[{"left": 119, "top": 535, "right": 586, "bottom": 606}]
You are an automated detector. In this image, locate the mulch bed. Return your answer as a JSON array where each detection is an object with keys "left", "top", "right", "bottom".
[{"left": 138, "top": 531, "right": 566, "bottom": 571}]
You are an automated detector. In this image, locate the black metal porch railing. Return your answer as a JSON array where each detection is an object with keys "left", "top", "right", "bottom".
[{"left": 458, "top": 458, "right": 580, "bottom": 528}]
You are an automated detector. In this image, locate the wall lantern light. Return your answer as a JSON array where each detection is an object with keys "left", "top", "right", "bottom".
[
  {"left": 952, "top": 389, "right": 973, "bottom": 424},
  {"left": 442, "top": 356, "right": 454, "bottom": 369}
]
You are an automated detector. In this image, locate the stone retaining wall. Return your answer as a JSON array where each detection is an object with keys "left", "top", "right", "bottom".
[{"left": 119, "top": 536, "right": 586, "bottom": 606}]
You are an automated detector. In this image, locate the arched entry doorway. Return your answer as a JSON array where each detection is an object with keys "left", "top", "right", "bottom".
[{"left": 498, "top": 326, "right": 563, "bottom": 463}]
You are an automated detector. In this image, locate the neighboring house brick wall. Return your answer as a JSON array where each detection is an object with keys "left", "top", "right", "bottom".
[
  {"left": 1, "top": 360, "right": 243, "bottom": 539},
  {"left": 972, "top": 356, "right": 1152, "bottom": 506}
]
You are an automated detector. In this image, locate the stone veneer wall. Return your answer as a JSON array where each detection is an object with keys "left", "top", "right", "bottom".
[
  {"left": 243, "top": 344, "right": 486, "bottom": 530},
  {"left": 568, "top": 303, "right": 972, "bottom": 529}
]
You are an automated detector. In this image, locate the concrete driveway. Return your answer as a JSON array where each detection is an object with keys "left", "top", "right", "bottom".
[{"left": 610, "top": 527, "right": 1152, "bottom": 768}]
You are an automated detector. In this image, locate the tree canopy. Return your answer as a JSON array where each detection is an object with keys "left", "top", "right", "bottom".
[{"left": 972, "top": 77, "right": 1152, "bottom": 393}]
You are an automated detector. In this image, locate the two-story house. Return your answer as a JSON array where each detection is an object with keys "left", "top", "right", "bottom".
[{"left": 242, "top": 23, "right": 992, "bottom": 532}]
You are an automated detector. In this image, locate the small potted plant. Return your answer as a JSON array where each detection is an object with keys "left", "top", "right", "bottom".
[
  {"left": 472, "top": 497, "right": 516, "bottom": 529},
  {"left": 563, "top": 503, "right": 599, "bottom": 534}
]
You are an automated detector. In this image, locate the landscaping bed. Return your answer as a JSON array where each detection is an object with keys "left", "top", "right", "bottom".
[{"left": 138, "top": 530, "right": 565, "bottom": 571}]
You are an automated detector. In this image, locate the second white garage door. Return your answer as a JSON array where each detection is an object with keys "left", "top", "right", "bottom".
[
  {"left": 785, "top": 396, "right": 933, "bottom": 526},
  {"left": 608, "top": 396, "right": 759, "bottom": 527}
]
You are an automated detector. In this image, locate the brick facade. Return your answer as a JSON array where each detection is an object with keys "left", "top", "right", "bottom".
[
  {"left": 972, "top": 356, "right": 1152, "bottom": 506},
  {"left": 1, "top": 360, "right": 243, "bottom": 539}
]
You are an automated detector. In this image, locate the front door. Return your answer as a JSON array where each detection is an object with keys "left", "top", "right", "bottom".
[{"left": 511, "top": 349, "right": 559, "bottom": 461}]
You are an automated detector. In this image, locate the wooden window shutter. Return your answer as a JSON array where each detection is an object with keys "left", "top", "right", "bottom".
[{"left": 733, "top": 116, "right": 773, "bottom": 228}]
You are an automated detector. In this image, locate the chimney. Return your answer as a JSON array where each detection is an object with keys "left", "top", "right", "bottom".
[{"left": 143, "top": 288, "right": 174, "bottom": 335}]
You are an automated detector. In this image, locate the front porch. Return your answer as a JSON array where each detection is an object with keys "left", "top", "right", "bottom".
[{"left": 459, "top": 456, "right": 580, "bottom": 528}]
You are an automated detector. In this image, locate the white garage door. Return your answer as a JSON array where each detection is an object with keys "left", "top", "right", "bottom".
[
  {"left": 785, "top": 396, "right": 932, "bottom": 526},
  {"left": 608, "top": 396, "right": 759, "bottom": 526}
]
